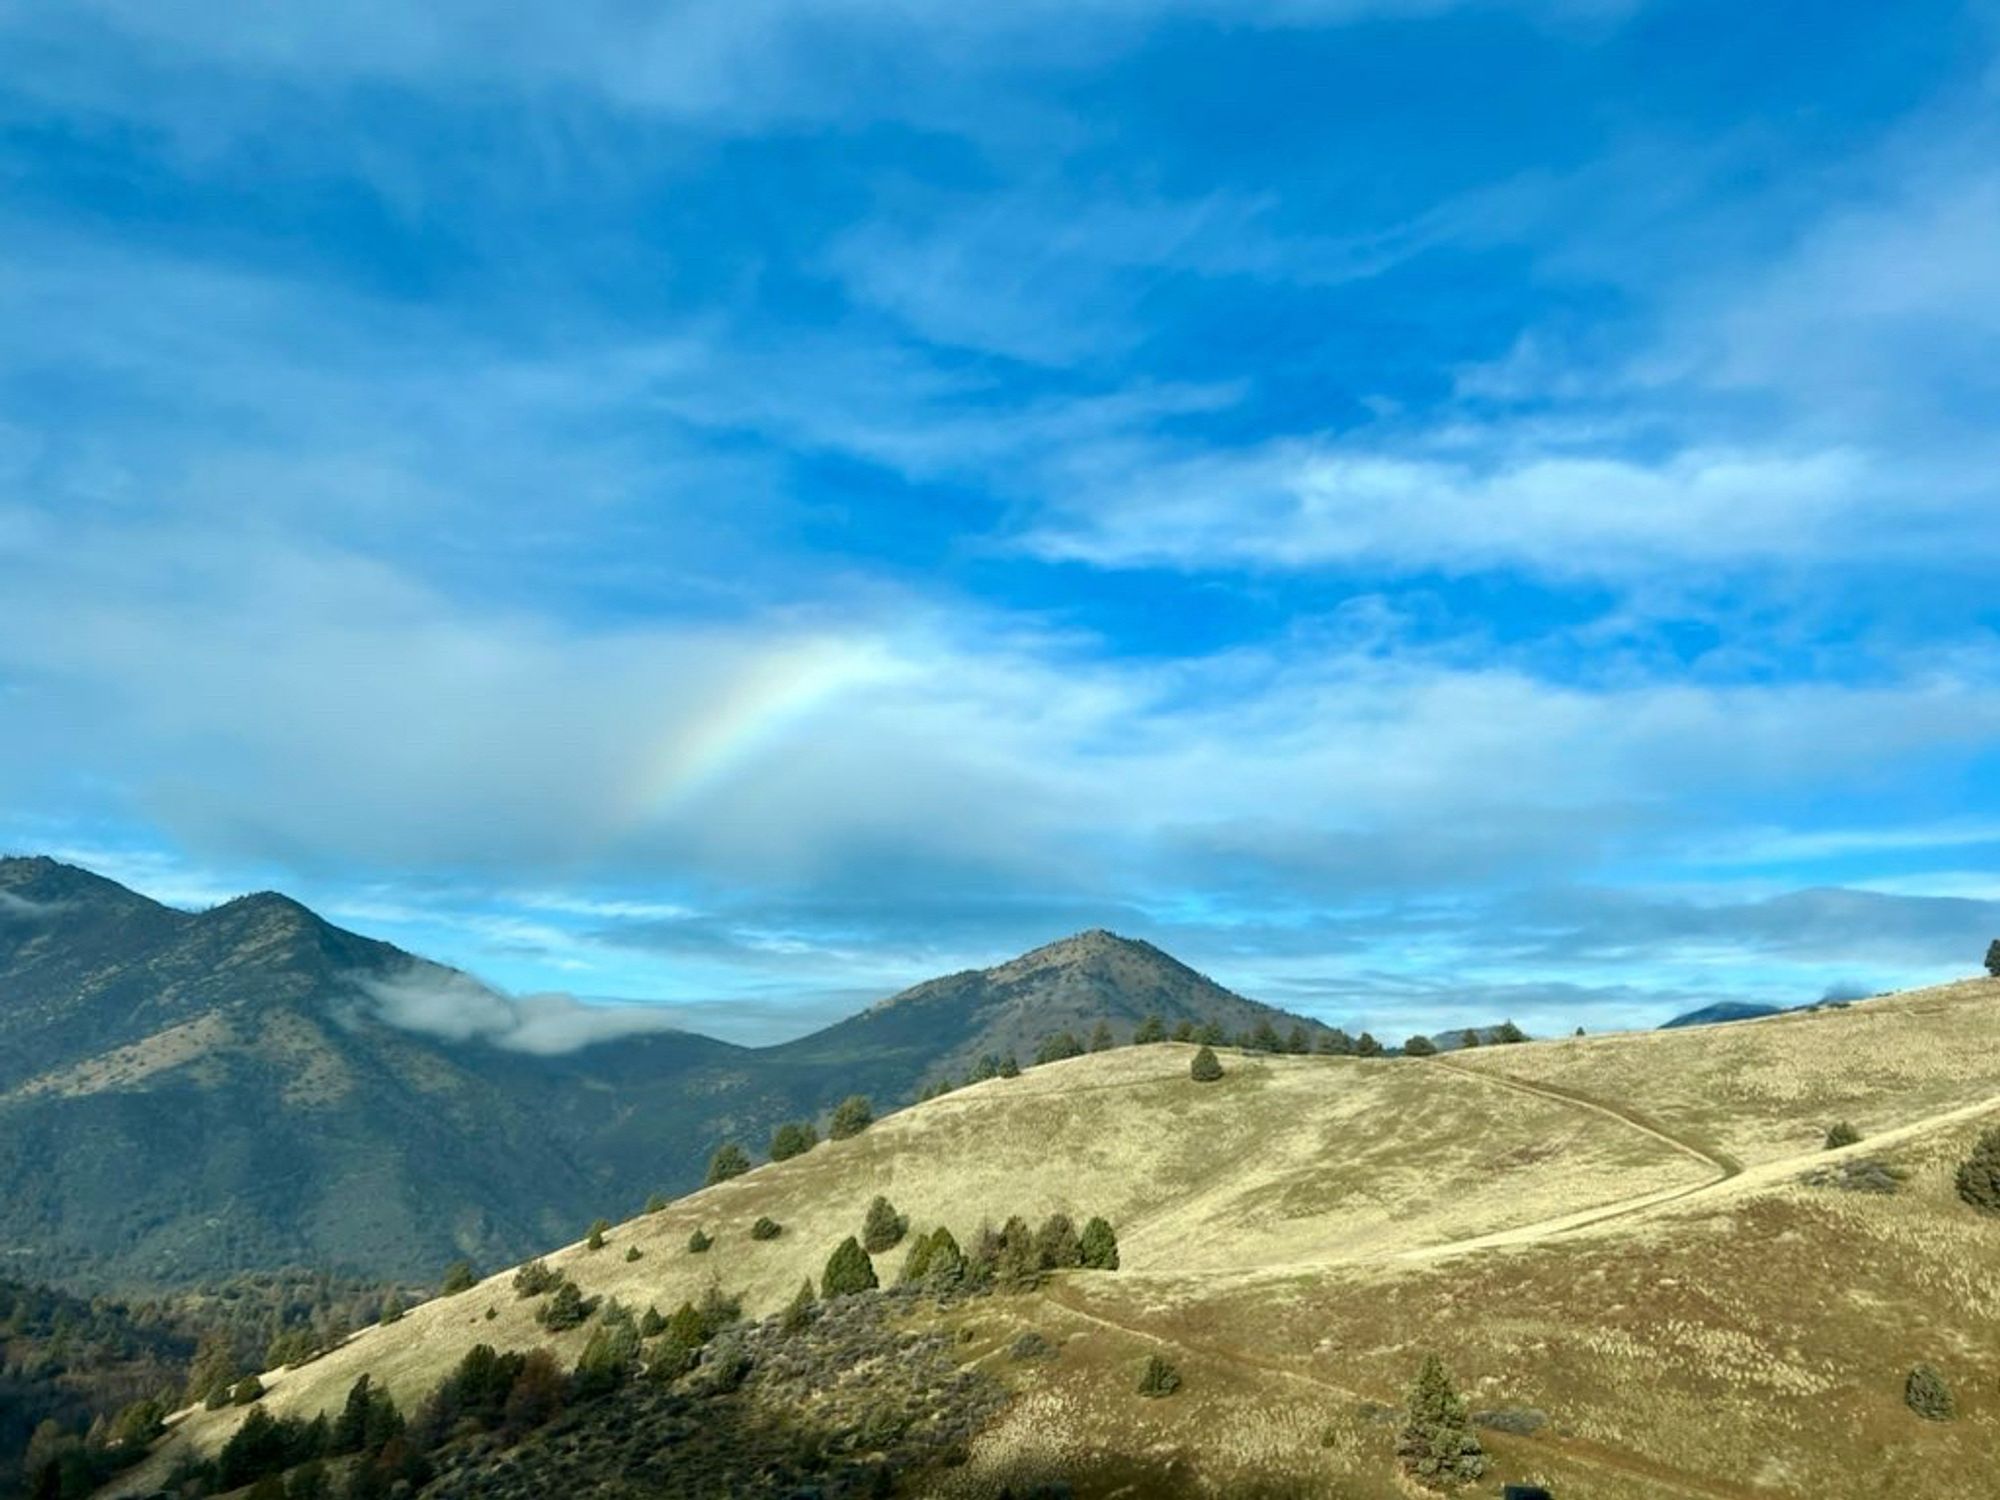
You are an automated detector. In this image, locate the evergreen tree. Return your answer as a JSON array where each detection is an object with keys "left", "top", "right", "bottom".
[
  {"left": 770, "top": 1120, "right": 818, "bottom": 1161},
  {"left": 1171, "top": 1019, "right": 1196, "bottom": 1043},
  {"left": 1133, "top": 1014, "right": 1166, "bottom": 1044},
  {"left": 639, "top": 1304, "right": 668, "bottom": 1337},
  {"left": 1493, "top": 1019, "right": 1528, "bottom": 1044},
  {"left": 1196, "top": 1019, "right": 1229, "bottom": 1046},
  {"left": 822, "top": 1236, "right": 879, "bottom": 1298},
  {"left": 705, "top": 1142, "right": 751, "bottom": 1185},
  {"left": 513, "top": 1258, "right": 559, "bottom": 1296},
  {"left": 1190, "top": 1044, "right": 1224, "bottom": 1082},
  {"left": 687, "top": 1227, "right": 713, "bottom": 1253},
  {"left": 626, "top": 1245, "right": 643, "bottom": 1262},
  {"left": 830, "top": 1095, "right": 875, "bottom": 1139},
  {"left": 899, "top": 1229, "right": 937, "bottom": 1284},
  {"left": 1396, "top": 1354, "right": 1487, "bottom": 1488},
  {"left": 1404, "top": 1035, "right": 1438, "bottom": 1057},
  {"left": 377, "top": 1290, "right": 404, "bottom": 1325},
  {"left": 1355, "top": 1032, "right": 1384, "bottom": 1057},
  {"left": 586, "top": 1218, "right": 611, "bottom": 1250},
  {"left": 999, "top": 1053, "right": 1021, "bottom": 1078},
  {"left": 862, "top": 1195, "right": 908, "bottom": 1252},
  {"left": 1285, "top": 1023, "right": 1311, "bottom": 1054},
  {"left": 572, "top": 1319, "right": 639, "bottom": 1399},
  {"left": 1080, "top": 1216, "right": 1120, "bottom": 1270},
  {"left": 1906, "top": 1363, "right": 1955, "bottom": 1420},
  {"left": 1089, "top": 1020, "right": 1116, "bottom": 1052},
  {"left": 1956, "top": 1126, "right": 2000, "bottom": 1213},
  {"left": 232, "top": 1375, "right": 265, "bottom": 1406},
  {"left": 184, "top": 1329, "right": 237, "bottom": 1406},
  {"left": 750, "top": 1215, "right": 783, "bottom": 1240},
  {"left": 1461, "top": 1028, "right": 1483, "bottom": 1048},
  {"left": 1986, "top": 938, "right": 2000, "bottom": 978},
  {"left": 1824, "top": 1120, "right": 1862, "bottom": 1149},
  {"left": 1251, "top": 1018, "right": 1283, "bottom": 1052},
  {"left": 924, "top": 1226, "right": 965, "bottom": 1286},
  {"left": 995, "top": 1215, "right": 1041, "bottom": 1291},
  {"left": 782, "top": 1277, "right": 816, "bottom": 1333},
  {"left": 644, "top": 1191, "right": 669, "bottom": 1214},
  {"left": 537, "top": 1280, "right": 592, "bottom": 1331},
  {"left": 288, "top": 1459, "right": 330, "bottom": 1500},
  {"left": 440, "top": 1259, "right": 477, "bottom": 1295},
  {"left": 1136, "top": 1355, "right": 1182, "bottom": 1397},
  {"left": 1035, "top": 1212, "right": 1083, "bottom": 1269},
  {"left": 1035, "top": 1031, "right": 1085, "bottom": 1065},
  {"left": 1317, "top": 1027, "right": 1353, "bottom": 1055},
  {"left": 331, "top": 1376, "right": 373, "bottom": 1455}
]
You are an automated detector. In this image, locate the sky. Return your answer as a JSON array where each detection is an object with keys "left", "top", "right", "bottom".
[{"left": 3, "top": 0, "right": 1999, "bottom": 1046}]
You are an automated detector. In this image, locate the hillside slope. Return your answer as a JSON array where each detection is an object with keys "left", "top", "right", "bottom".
[{"left": 108, "top": 975, "right": 2000, "bottom": 1500}]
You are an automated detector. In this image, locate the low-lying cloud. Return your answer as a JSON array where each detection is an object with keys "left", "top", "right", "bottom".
[{"left": 353, "top": 966, "right": 698, "bottom": 1055}]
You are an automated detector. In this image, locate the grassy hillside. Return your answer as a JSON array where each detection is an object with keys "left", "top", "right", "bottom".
[{"left": 102, "top": 976, "right": 2000, "bottom": 1499}]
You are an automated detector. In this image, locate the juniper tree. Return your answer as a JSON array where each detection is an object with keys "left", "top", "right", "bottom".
[
  {"left": 1089, "top": 1020, "right": 1116, "bottom": 1052},
  {"left": 1035, "top": 1031, "right": 1085, "bottom": 1065},
  {"left": 537, "top": 1280, "right": 592, "bottom": 1331},
  {"left": 1133, "top": 1014, "right": 1166, "bottom": 1044},
  {"left": 1196, "top": 1019, "right": 1228, "bottom": 1046},
  {"left": 1906, "top": 1363, "right": 1955, "bottom": 1420},
  {"left": 644, "top": 1191, "right": 668, "bottom": 1213},
  {"left": 1171, "top": 1019, "right": 1196, "bottom": 1043},
  {"left": 1286, "top": 1024, "right": 1311, "bottom": 1054},
  {"left": 769, "top": 1120, "right": 818, "bottom": 1161},
  {"left": 441, "top": 1259, "right": 477, "bottom": 1295},
  {"left": 1079, "top": 1216, "right": 1119, "bottom": 1270},
  {"left": 924, "top": 1226, "right": 965, "bottom": 1285},
  {"left": 586, "top": 1218, "right": 611, "bottom": 1250},
  {"left": 1404, "top": 1035, "right": 1438, "bottom": 1057},
  {"left": 1190, "top": 1044, "right": 1224, "bottom": 1082},
  {"left": 822, "top": 1235, "right": 879, "bottom": 1298},
  {"left": 1035, "top": 1212, "right": 1083, "bottom": 1269},
  {"left": 782, "top": 1277, "right": 816, "bottom": 1333},
  {"left": 862, "top": 1195, "right": 908, "bottom": 1252},
  {"left": 750, "top": 1216, "right": 782, "bottom": 1240},
  {"left": 1136, "top": 1354, "right": 1182, "bottom": 1397},
  {"left": 999, "top": 1053, "right": 1021, "bottom": 1077},
  {"left": 1494, "top": 1020, "right": 1528, "bottom": 1044},
  {"left": 513, "top": 1258, "right": 559, "bottom": 1296},
  {"left": 1355, "top": 1032, "right": 1383, "bottom": 1057},
  {"left": 1317, "top": 1028, "right": 1353, "bottom": 1055},
  {"left": 829, "top": 1095, "right": 875, "bottom": 1139},
  {"left": 1396, "top": 1354, "right": 1486, "bottom": 1488},
  {"left": 705, "top": 1142, "right": 751, "bottom": 1185},
  {"left": 899, "top": 1229, "right": 937, "bottom": 1284},
  {"left": 1251, "top": 1018, "right": 1283, "bottom": 1052},
  {"left": 1956, "top": 1126, "right": 2000, "bottom": 1213},
  {"left": 626, "top": 1245, "right": 643, "bottom": 1262},
  {"left": 1987, "top": 938, "right": 2000, "bottom": 978},
  {"left": 639, "top": 1305, "right": 667, "bottom": 1337},
  {"left": 378, "top": 1290, "right": 404, "bottom": 1325},
  {"left": 1825, "top": 1120, "right": 1862, "bottom": 1149},
  {"left": 687, "top": 1227, "right": 713, "bottom": 1253},
  {"left": 995, "top": 1215, "right": 1041, "bottom": 1291}
]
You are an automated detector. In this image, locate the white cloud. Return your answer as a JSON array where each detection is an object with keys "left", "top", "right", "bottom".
[{"left": 352, "top": 965, "right": 698, "bottom": 1053}]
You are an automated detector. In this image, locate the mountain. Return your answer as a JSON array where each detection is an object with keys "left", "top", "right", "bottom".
[
  {"left": 1658, "top": 1000, "right": 1788, "bottom": 1029},
  {"left": 0, "top": 858, "right": 1322, "bottom": 1290}
]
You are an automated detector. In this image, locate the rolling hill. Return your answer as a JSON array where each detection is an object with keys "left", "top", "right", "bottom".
[
  {"left": 100, "top": 972, "right": 2000, "bottom": 1500},
  {"left": 0, "top": 857, "right": 1328, "bottom": 1289}
]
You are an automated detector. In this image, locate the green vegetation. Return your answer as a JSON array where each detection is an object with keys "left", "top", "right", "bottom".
[
  {"left": 704, "top": 1142, "right": 752, "bottom": 1185},
  {"left": 1089, "top": 1020, "right": 1116, "bottom": 1051},
  {"left": 625, "top": 1245, "right": 643, "bottom": 1262},
  {"left": 1133, "top": 1014, "right": 1166, "bottom": 1044},
  {"left": 1396, "top": 1354, "right": 1487, "bottom": 1488},
  {"left": 440, "top": 1259, "right": 477, "bottom": 1295},
  {"left": 1404, "top": 1035, "right": 1438, "bottom": 1057},
  {"left": 687, "top": 1226, "right": 713, "bottom": 1253},
  {"left": 1956, "top": 1126, "right": 2000, "bottom": 1213},
  {"left": 769, "top": 1120, "right": 819, "bottom": 1161},
  {"left": 1136, "top": 1354, "right": 1182, "bottom": 1398},
  {"left": 512, "top": 1258, "right": 560, "bottom": 1298},
  {"left": 231, "top": 1374, "right": 265, "bottom": 1405},
  {"left": 1986, "top": 937, "right": 2000, "bottom": 977},
  {"left": 1035, "top": 1030, "right": 1085, "bottom": 1064},
  {"left": 1286, "top": 1024, "right": 1311, "bottom": 1054},
  {"left": 1355, "top": 1032, "right": 1384, "bottom": 1057},
  {"left": 1824, "top": 1120, "right": 1862, "bottom": 1149},
  {"left": 1034, "top": 1212, "right": 1083, "bottom": 1269},
  {"left": 644, "top": 1191, "right": 669, "bottom": 1214},
  {"left": 998, "top": 1053, "right": 1021, "bottom": 1077},
  {"left": 1080, "top": 1216, "right": 1120, "bottom": 1270},
  {"left": 377, "top": 1290, "right": 404, "bottom": 1325},
  {"left": 586, "top": 1217, "right": 611, "bottom": 1250},
  {"left": 1493, "top": 1020, "right": 1528, "bottom": 1044},
  {"left": 1190, "top": 1044, "right": 1224, "bottom": 1082},
  {"left": 536, "top": 1279, "right": 598, "bottom": 1332},
  {"left": 862, "top": 1195, "right": 909, "bottom": 1252},
  {"left": 782, "top": 1277, "right": 816, "bottom": 1333},
  {"left": 822, "top": 1236, "right": 879, "bottom": 1298},
  {"left": 829, "top": 1095, "right": 875, "bottom": 1139},
  {"left": 1318, "top": 1027, "right": 1353, "bottom": 1054},
  {"left": 1905, "top": 1363, "right": 1955, "bottom": 1421},
  {"left": 1172, "top": 1019, "right": 1196, "bottom": 1042},
  {"left": 750, "top": 1216, "right": 784, "bottom": 1241}
]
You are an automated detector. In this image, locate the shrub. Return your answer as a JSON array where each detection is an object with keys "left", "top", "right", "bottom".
[
  {"left": 1493, "top": 1019, "right": 1528, "bottom": 1044},
  {"left": 830, "top": 1094, "right": 875, "bottom": 1139},
  {"left": 1079, "top": 1216, "right": 1119, "bottom": 1270},
  {"left": 898, "top": 1231, "right": 936, "bottom": 1285},
  {"left": 625, "top": 1245, "right": 643, "bottom": 1262},
  {"left": 782, "top": 1277, "right": 816, "bottom": 1333},
  {"left": 536, "top": 1279, "right": 596, "bottom": 1331},
  {"left": 995, "top": 1215, "right": 1040, "bottom": 1291},
  {"left": 1986, "top": 937, "right": 2000, "bottom": 977},
  {"left": 440, "top": 1259, "right": 477, "bottom": 1295},
  {"left": 1133, "top": 1014, "right": 1166, "bottom": 1044},
  {"left": 232, "top": 1375, "right": 265, "bottom": 1405},
  {"left": 644, "top": 1191, "right": 669, "bottom": 1214},
  {"left": 1956, "top": 1127, "right": 2000, "bottom": 1214},
  {"left": 1035, "top": 1031, "right": 1085, "bottom": 1065},
  {"left": 1171, "top": 1019, "right": 1196, "bottom": 1043},
  {"left": 862, "top": 1195, "right": 909, "bottom": 1253},
  {"left": 999, "top": 1053, "right": 1021, "bottom": 1077},
  {"left": 1035, "top": 1212, "right": 1083, "bottom": 1270},
  {"left": 1800, "top": 1157, "right": 1907, "bottom": 1194},
  {"left": 1009, "top": 1331, "right": 1055, "bottom": 1361},
  {"left": 750, "top": 1216, "right": 783, "bottom": 1241},
  {"left": 513, "top": 1258, "right": 560, "bottom": 1297},
  {"left": 639, "top": 1305, "right": 667, "bottom": 1338},
  {"left": 1355, "top": 1032, "right": 1383, "bottom": 1057},
  {"left": 1286, "top": 1024, "right": 1311, "bottom": 1054},
  {"left": 770, "top": 1120, "right": 819, "bottom": 1161},
  {"left": 586, "top": 1217, "right": 611, "bottom": 1250},
  {"left": 1136, "top": 1355, "right": 1182, "bottom": 1397},
  {"left": 924, "top": 1226, "right": 965, "bottom": 1286},
  {"left": 1189, "top": 1045, "right": 1224, "bottom": 1082},
  {"left": 822, "top": 1235, "right": 879, "bottom": 1298},
  {"left": 1824, "top": 1120, "right": 1862, "bottom": 1149},
  {"left": 572, "top": 1318, "right": 640, "bottom": 1399},
  {"left": 1317, "top": 1028, "right": 1353, "bottom": 1055},
  {"left": 1089, "top": 1020, "right": 1115, "bottom": 1052},
  {"left": 378, "top": 1291, "right": 404, "bottom": 1325},
  {"left": 1396, "top": 1354, "right": 1487, "bottom": 1488},
  {"left": 705, "top": 1142, "right": 751, "bottom": 1185},
  {"left": 687, "top": 1227, "right": 713, "bottom": 1253},
  {"left": 1906, "top": 1364, "right": 1955, "bottom": 1421},
  {"left": 1404, "top": 1035, "right": 1438, "bottom": 1057}
]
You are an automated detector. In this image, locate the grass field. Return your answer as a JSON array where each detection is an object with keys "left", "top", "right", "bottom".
[{"left": 108, "top": 977, "right": 2000, "bottom": 1499}]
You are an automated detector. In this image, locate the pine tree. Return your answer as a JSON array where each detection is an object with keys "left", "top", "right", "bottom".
[
  {"left": 586, "top": 1218, "right": 611, "bottom": 1250},
  {"left": 1089, "top": 1020, "right": 1116, "bottom": 1052},
  {"left": 184, "top": 1329, "right": 237, "bottom": 1406},
  {"left": 1461, "top": 1028, "right": 1483, "bottom": 1048},
  {"left": 1035, "top": 1031, "right": 1085, "bottom": 1065},
  {"left": 830, "top": 1095, "right": 874, "bottom": 1139},
  {"left": 1355, "top": 1032, "right": 1383, "bottom": 1057},
  {"left": 1906, "top": 1363, "right": 1955, "bottom": 1420},
  {"left": 1494, "top": 1019, "right": 1528, "bottom": 1044},
  {"left": 1079, "top": 1216, "right": 1120, "bottom": 1270},
  {"left": 1251, "top": 1018, "right": 1283, "bottom": 1052},
  {"left": 1318, "top": 1028, "right": 1353, "bottom": 1055},
  {"left": 639, "top": 1305, "right": 667, "bottom": 1337},
  {"left": 1404, "top": 1035, "right": 1438, "bottom": 1057},
  {"left": 1285, "top": 1023, "right": 1311, "bottom": 1054},
  {"left": 1035, "top": 1212, "right": 1083, "bottom": 1269},
  {"left": 1956, "top": 1126, "right": 2000, "bottom": 1213},
  {"left": 1171, "top": 1019, "right": 1196, "bottom": 1043},
  {"left": 924, "top": 1226, "right": 965, "bottom": 1285},
  {"left": 782, "top": 1277, "right": 816, "bottom": 1333},
  {"left": 440, "top": 1260, "right": 477, "bottom": 1295},
  {"left": 1190, "top": 1044, "right": 1224, "bottom": 1082},
  {"left": 705, "top": 1142, "right": 751, "bottom": 1185},
  {"left": 1986, "top": 938, "right": 2000, "bottom": 978},
  {"left": 1396, "top": 1354, "right": 1487, "bottom": 1488},
  {"left": 770, "top": 1120, "right": 818, "bottom": 1161},
  {"left": 331, "top": 1376, "right": 372, "bottom": 1455},
  {"left": 644, "top": 1191, "right": 669, "bottom": 1214},
  {"left": 999, "top": 1054, "right": 1021, "bottom": 1077},
  {"left": 1824, "top": 1120, "right": 1862, "bottom": 1149},
  {"left": 862, "top": 1195, "right": 908, "bottom": 1252},
  {"left": 1196, "top": 1019, "right": 1228, "bottom": 1046},
  {"left": 750, "top": 1216, "right": 783, "bottom": 1240},
  {"left": 822, "top": 1236, "right": 879, "bottom": 1298},
  {"left": 687, "top": 1227, "right": 713, "bottom": 1253},
  {"left": 1133, "top": 1014, "right": 1166, "bottom": 1044},
  {"left": 898, "top": 1229, "right": 937, "bottom": 1284},
  {"left": 995, "top": 1215, "right": 1041, "bottom": 1291}
]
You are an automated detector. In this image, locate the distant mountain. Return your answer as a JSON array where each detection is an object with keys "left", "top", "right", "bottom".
[
  {"left": 1659, "top": 1001, "right": 1788, "bottom": 1030},
  {"left": 0, "top": 859, "right": 1322, "bottom": 1290}
]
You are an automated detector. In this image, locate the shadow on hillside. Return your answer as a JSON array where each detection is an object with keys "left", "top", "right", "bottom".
[{"left": 966, "top": 1452, "right": 1328, "bottom": 1500}]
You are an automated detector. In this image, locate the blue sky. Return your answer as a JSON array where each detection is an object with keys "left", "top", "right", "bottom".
[{"left": 3, "top": 0, "right": 1999, "bottom": 1045}]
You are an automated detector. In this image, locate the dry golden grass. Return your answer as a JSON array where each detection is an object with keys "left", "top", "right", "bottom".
[{"left": 109, "top": 981, "right": 2000, "bottom": 1499}]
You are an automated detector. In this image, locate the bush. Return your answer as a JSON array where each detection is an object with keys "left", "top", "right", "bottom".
[
  {"left": 1396, "top": 1354, "right": 1486, "bottom": 1488},
  {"left": 1009, "top": 1331, "right": 1055, "bottom": 1361},
  {"left": 1906, "top": 1363, "right": 1954, "bottom": 1420},
  {"left": 995, "top": 1215, "right": 1040, "bottom": 1291},
  {"left": 639, "top": 1304, "right": 667, "bottom": 1337},
  {"left": 1824, "top": 1120, "right": 1862, "bottom": 1149},
  {"left": 625, "top": 1245, "right": 643, "bottom": 1262},
  {"left": 782, "top": 1277, "right": 816, "bottom": 1333},
  {"left": 770, "top": 1120, "right": 819, "bottom": 1161},
  {"left": 822, "top": 1235, "right": 879, "bottom": 1298},
  {"left": 1317, "top": 1028, "right": 1353, "bottom": 1055},
  {"left": 513, "top": 1258, "right": 560, "bottom": 1297},
  {"left": 536, "top": 1280, "right": 597, "bottom": 1332},
  {"left": 687, "top": 1227, "right": 713, "bottom": 1253},
  {"left": 1136, "top": 1355, "right": 1181, "bottom": 1397},
  {"left": 862, "top": 1195, "right": 909, "bottom": 1252},
  {"left": 898, "top": 1231, "right": 936, "bottom": 1285},
  {"left": 1089, "top": 1020, "right": 1115, "bottom": 1052},
  {"left": 377, "top": 1291, "right": 404, "bottom": 1325},
  {"left": 999, "top": 1053, "right": 1021, "bottom": 1077},
  {"left": 1286, "top": 1024, "right": 1311, "bottom": 1054},
  {"left": 1171, "top": 1019, "right": 1196, "bottom": 1043},
  {"left": 1035, "top": 1031, "right": 1085, "bottom": 1065},
  {"left": 1800, "top": 1156, "right": 1907, "bottom": 1194},
  {"left": 440, "top": 1259, "right": 477, "bottom": 1295},
  {"left": 1035, "top": 1212, "right": 1082, "bottom": 1270},
  {"left": 1355, "top": 1032, "right": 1383, "bottom": 1057},
  {"left": 705, "top": 1142, "right": 751, "bottom": 1185},
  {"left": 1404, "top": 1035, "right": 1438, "bottom": 1057},
  {"left": 586, "top": 1217, "right": 611, "bottom": 1250},
  {"left": 1190, "top": 1045, "right": 1224, "bottom": 1082},
  {"left": 1493, "top": 1020, "right": 1528, "bottom": 1044},
  {"left": 1956, "top": 1127, "right": 2000, "bottom": 1214},
  {"left": 1079, "top": 1216, "right": 1119, "bottom": 1270},
  {"left": 644, "top": 1191, "right": 669, "bottom": 1214},
  {"left": 750, "top": 1216, "right": 783, "bottom": 1241},
  {"left": 924, "top": 1226, "right": 965, "bottom": 1286},
  {"left": 1986, "top": 937, "right": 2000, "bottom": 977},
  {"left": 232, "top": 1375, "right": 265, "bottom": 1405},
  {"left": 1133, "top": 1014, "right": 1166, "bottom": 1044},
  {"left": 830, "top": 1095, "right": 875, "bottom": 1139}
]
